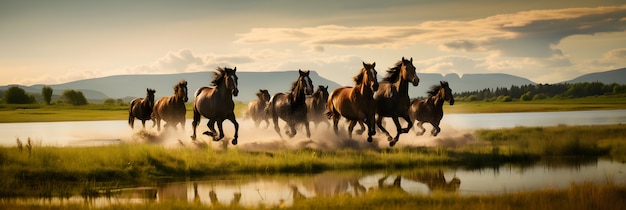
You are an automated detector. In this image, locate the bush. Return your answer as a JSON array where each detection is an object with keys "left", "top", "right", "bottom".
[
  {"left": 532, "top": 93, "right": 547, "bottom": 100},
  {"left": 496, "top": 95, "right": 512, "bottom": 102},
  {"left": 520, "top": 92, "right": 532, "bottom": 101},
  {"left": 61, "top": 90, "right": 88, "bottom": 105},
  {"left": 3, "top": 86, "right": 36, "bottom": 104}
]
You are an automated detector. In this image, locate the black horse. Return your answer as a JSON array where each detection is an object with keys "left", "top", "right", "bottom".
[
  {"left": 374, "top": 57, "right": 420, "bottom": 146},
  {"left": 266, "top": 70, "right": 314, "bottom": 138},
  {"left": 128, "top": 88, "right": 156, "bottom": 129}
]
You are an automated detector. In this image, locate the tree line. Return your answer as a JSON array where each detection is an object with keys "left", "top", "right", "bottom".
[
  {"left": 454, "top": 82, "right": 626, "bottom": 102},
  {"left": 1, "top": 86, "right": 88, "bottom": 105}
]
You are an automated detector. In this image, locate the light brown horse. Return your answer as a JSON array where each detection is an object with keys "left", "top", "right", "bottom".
[
  {"left": 191, "top": 67, "right": 240, "bottom": 145},
  {"left": 152, "top": 80, "right": 188, "bottom": 131},
  {"left": 326, "top": 62, "right": 379, "bottom": 142},
  {"left": 245, "top": 89, "right": 271, "bottom": 128},
  {"left": 409, "top": 81, "right": 454, "bottom": 136},
  {"left": 267, "top": 70, "right": 314, "bottom": 139},
  {"left": 128, "top": 88, "right": 156, "bottom": 129},
  {"left": 374, "top": 57, "right": 420, "bottom": 146},
  {"left": 306, "top": 85, "right": 330, "bottom": 129}
]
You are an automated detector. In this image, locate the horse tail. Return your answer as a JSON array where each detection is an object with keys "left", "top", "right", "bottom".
[
  {"left": 128, "top": 99, "right": 136, "bottom": 128},
  {"left": 325, "top": 91, "right": 337, "bottom": 120}
]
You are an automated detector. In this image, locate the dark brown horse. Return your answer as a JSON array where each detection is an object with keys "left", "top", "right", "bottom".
[
  {"left": 374, "top": 57, "right": 420, "bottom": 146},
  {"left": 306, "top": 85, "right": 330, "bottom": 129},
  {"left": 191, "top": 67, "right": 240, "bottom": 145},
  {"left": 326, "top": 62, "right": 379, "bottom": 142},
  {"left": 245, "top": 89, "right": 271, "bottom": 128},
  {"left": 409, "top": 81, "right": 454, "bottom": 136},
  {"left": 128, "top": 88, "right": 156, "bottom": 129},
  {"left": 267, "top": 70, "right": 314, "bottom": 138},
  {"left": 152, "top": 80, "right": 188, "bottom": 131}
]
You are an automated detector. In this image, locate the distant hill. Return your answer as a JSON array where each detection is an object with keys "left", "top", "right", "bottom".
[
  {"left": 4, "top": 71, "right": 343, "bottom": 102},
  {"left": 563, "top": 68, "right": 626, "bottom": 84},
  {"left": 4, "top": 68, "right": 624, "bottom": 102}
]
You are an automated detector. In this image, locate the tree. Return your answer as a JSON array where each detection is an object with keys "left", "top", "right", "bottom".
[
  {"left": 42, "top": 86, "right": 53, "bottom": 105},
  {"left": 61, "top": 89, "right": 88, "bottom": 105},
  {"left": 3, "top": 86, "right": 35, "bottom": 104}
]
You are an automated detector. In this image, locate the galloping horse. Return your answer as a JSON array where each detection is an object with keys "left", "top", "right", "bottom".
[
  {"left": 326, "top": 62, "right": 379, "bottom": 142},
  {"left": 306, "top": 85, "right": 330, "bottom": 129},
  {"left": 128, "top": 88, "right": 156, "bottom": 129},
  {"left": 191, "top": 67, "right": 240, "bottom": 145},
  {"left": 267, "top": 70, "right": 314, "bottom": 138},
  {"left": 246, "top": 89, "right": 271, "bottom": 128},
  {"left": 152, "top": 80, "right": 188, "bottom": 131},
  {"left": 409, "top": 81, "right": 454, "bottom": 136},
  {"left": 374, "top": 57, "right": 420, "bottom": 146}
]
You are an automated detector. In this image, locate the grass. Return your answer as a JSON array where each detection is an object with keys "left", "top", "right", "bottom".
[{"left": 447, "top": 94, "right": 626, "bottom": 114}]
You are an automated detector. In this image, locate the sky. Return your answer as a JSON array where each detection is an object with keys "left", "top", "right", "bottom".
[{"left": 1, "top": 0, "right": 626, "bottom": 86}]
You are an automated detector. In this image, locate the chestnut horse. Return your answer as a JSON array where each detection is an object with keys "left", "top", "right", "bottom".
[
  {"left": 128, "top": 88, "right": 156, "bottom": 129},
  {"left": 246, "top": 89, "right": 271, "bottom": 128},
  {"left": 326, "top": 62, "right": 379, "bottom": 142},
  {"left": 267, "top": 70, "right": 314, "bottom": 138},
  {"left": 409, "top": 81, "right": 454, "bottom": 136},
  {"left": 191, "top": 67, "right": 240, "bottom": 145},
  {"left": 152, "top": 80, "right": 188, "bottom": 131},
  {"left": 306, "top": 85, "right": 330, "bottom": 129},
  {"left": 374, "top": 57, "right": 420, "bottom": 146}
]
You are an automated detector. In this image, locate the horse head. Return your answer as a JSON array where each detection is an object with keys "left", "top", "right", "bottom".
[
  {"left": 298, "top": 69, "right": 314, "bottom": 95},
  {"left": 225, "top": 67, "right": 239, "bottom": 97},
  {"left": 401, "top": 57, "right": 419, "bottom": 86},
  {"left": 175, "top": 80, "right": 188, "bottom": 102},
  {"left": 441, "top": 81, "right": 454, "bottom": 105},
  {"left": 146, "top": 88, "right": 156, "bottom": 103},
  {"left": 258, "top": 89, "right": 270, "bottom": 102},
  {"left": 362, "top": 61, "right": 379, "bottom": 91}
]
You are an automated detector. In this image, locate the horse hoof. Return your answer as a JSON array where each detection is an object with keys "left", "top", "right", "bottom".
[
  {"left": 367, "top": 136, "right": 373, "bottom": 142},
  {"left": 355, "top": 130, "right": 365, "bottom": 135},
  {"left": 400, "top": 128, "right": 410, "bottom": 133},
  {"left": 191, "top": 135, "right": 196, "bottom": 141},
  {"left": 389, "top": 140, "right": 397, "bottom": 147},
  {"left": 231, "top": 139, "right": 238, "bottom": 145},
  {"left": 203, "top": 131, "right": 214, "bottom": 136},
  {"left": 387, "top": 136, "right": 393, "bottom": 142}
]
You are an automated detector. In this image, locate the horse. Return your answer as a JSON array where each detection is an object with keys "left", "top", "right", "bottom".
[
  {"left": 326, "top": 62, "right": 379, "bottom": 142},
  {"left": 245, "top": 89, "right": 271, "bottom": 128},
  {"left": 152, "top": 80, "right": 188, "bottom": 131},
  {"left": 128, "top": 88, "right": 156, "bottom": 129},
  {"left": 373, "top": 57, "right": 420, "bottom": 146},
  {"left": 306, "top": 85, "right": 330, "bottom": 129},
  {"left": 409, "top": 81, "right": 454, "bottom": 136},
  {"left": 267, "top": 69, "right": 314, "bottom": 138},
  {"left": 191, "top": 67, "right": 240, "bottom": 145}
]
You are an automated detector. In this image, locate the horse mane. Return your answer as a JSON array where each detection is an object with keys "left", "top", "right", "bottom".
[
  {"left": 174, "top": 80, "right": 187, "bottom": 90},
  {"left": 211, "top": 67, "right": 228, "bottom": 86},
  {"left": 427, "top": 81, "right": 449, "bottom": 97},
  {"left": 381, "top": 60, "right": 403, "bottom": 83},
  {"left": 353, "top": 70, "right": 365, "bottom": 85}
]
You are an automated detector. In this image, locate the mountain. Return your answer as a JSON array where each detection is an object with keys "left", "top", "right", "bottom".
[
  {"left": 7, "top": 71, "right": 343, "bottom": 102},
  {"left": 563, "top": 68, "right": 626, "bottom": 84}
]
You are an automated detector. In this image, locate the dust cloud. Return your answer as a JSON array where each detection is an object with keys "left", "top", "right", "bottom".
[{"left": 126, "top": 118, "right": 478, "bottom": 151}]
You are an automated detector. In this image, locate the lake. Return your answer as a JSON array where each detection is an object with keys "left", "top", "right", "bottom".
[{"left": 1, "top": 109, "right": 625, "bottom": 147}]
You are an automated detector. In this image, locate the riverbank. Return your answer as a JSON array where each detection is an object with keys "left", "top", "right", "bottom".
[{"left": 1, "top": 95, "right": 625, "bottom": 123}]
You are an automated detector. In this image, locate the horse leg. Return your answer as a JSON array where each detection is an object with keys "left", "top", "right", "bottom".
[
  {"left": 365, "top": 116, "right": 376, "bottom": 143},
  {"left": 303, "top": 120, "right": 311, "bottom": 138},
  {"left": 376, "top": 116, "right": 393, "bottom": 142},
  {"left": 141, "top": 120, "right": 146, "bottom": 129},
  {"left": 355, "top": 120, "right": 365, "bottom": 135},
  {"left": 216, "top": 119, "right": 225, "bottom": 141},
  {"left": 347, "top": 120, "right": 357, "bottom": 139},
  {"left": 191, "top": 109, "right": 201, "bottom": 140},
  {"left": 431, "top": 121, "right": 441, "bottom": 136},
  {"left": 416, "top": 121, "right": 426, "bottom": 136},
  {"left": 272, "top": 114, "right": 283, "bottom": 139},
  {"left": 400, "top": 114, "right": 413, "bottom": 133},
  {"left": 332, "top": 117, "right": 340, "bottom": 136},
  {"left": 229, "top": 116, "right": 239, "bottom": 145},
  {"left": 389, "top": 116, "right": 403, "bottom": 147},
  {"left": 286, "top": 122, "right": 297, "bottom": 138}
]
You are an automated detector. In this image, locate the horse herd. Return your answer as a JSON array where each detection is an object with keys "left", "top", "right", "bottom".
[{"left": 128, "top": 57, "right": 455, "bottom": 147}]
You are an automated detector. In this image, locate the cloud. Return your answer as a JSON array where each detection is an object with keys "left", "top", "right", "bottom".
[
  {"left": 594, "top": 48, "right": 626, "bottom": 67},
  {"left": 236, "top": 5, "right": 626, "bottom": 58},
  {"left": 126, "top": 49, "right": 259, "bottom": 74}
]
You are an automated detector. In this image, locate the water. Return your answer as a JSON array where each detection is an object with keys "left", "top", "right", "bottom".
[
  {"left": 1, "top": 109, "right": 625, "bottom": 147},
  {"left": 3, "top": 159, "right": 624, "bottom": 208}
]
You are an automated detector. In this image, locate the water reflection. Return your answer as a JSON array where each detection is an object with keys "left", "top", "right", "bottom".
[{"left": 3, "top": 159, "right": 623, "bottom": 208}]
